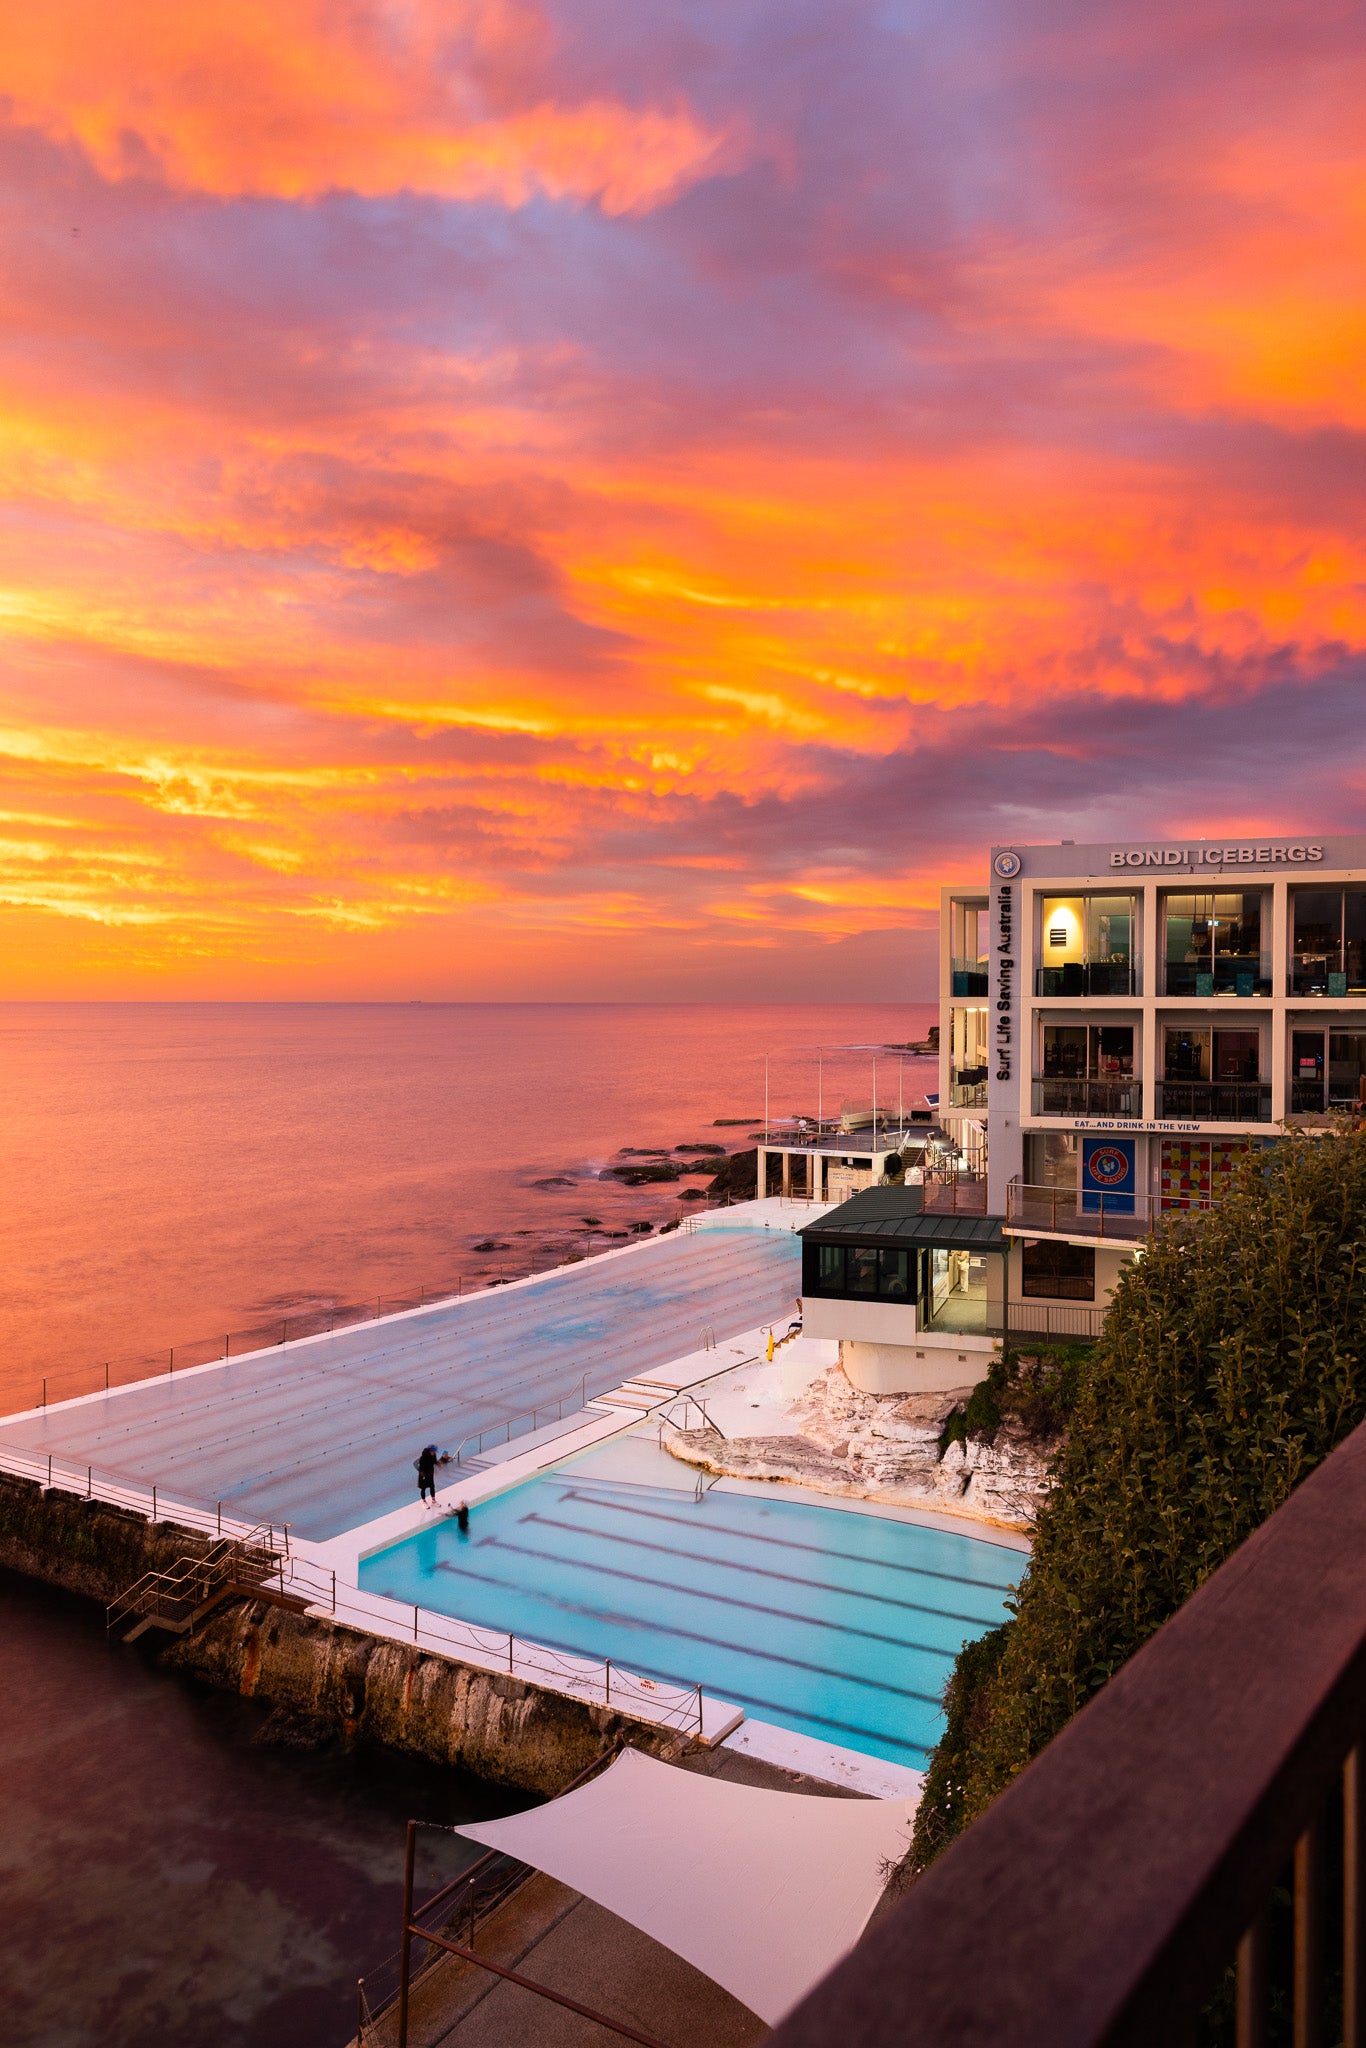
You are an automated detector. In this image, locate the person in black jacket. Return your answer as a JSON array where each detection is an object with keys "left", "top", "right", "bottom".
[{"left": 414, "top": 1443, "right": 450, "bottom": 1507}]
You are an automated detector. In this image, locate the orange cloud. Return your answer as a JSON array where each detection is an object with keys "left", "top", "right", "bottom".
[
  {"left": 0, "top": 0, "right": 731, "bottom": 211},
  {"left": 2, "top": 0, "right": 1366, "bottom": 996}
]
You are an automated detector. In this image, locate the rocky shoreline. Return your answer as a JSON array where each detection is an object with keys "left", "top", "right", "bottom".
[{"left": 662, "top": 1363, "right": 1059, "bottom": 1532}]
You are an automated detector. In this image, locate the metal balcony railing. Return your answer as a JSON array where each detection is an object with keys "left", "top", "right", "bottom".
[
  {"left": 1031, "top": 1077, "right": 1140, "bottom": 1118},
  {"left": 921, "top": 1178, "right": 990, "bottom": 1217},
  {"left": 1156, "top": 1079, "right": 1273, "bottom": 1122},
  {"left": 769, "top": 1414, "right": 1366, "bottom": 2048},
  {"left": 1006, "top": 1181, "right": 1210, "bottom": 1241}
]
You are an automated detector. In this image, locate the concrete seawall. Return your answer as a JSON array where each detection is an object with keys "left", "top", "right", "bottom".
[{"left": 0, "top": 1477, "right": 683, "bottom": 1794}]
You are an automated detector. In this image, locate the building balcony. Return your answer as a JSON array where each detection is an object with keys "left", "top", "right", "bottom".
[
  {"left": 1034, "top": 963, "right": 1137, "bottom": 998},
  {"left": 1031, "top": 1077, "right": 1141, "bottom": 1118},
  {"left": 949, "top": 1071, "right": 988, "bottom": 1108},
  {"left": 1155, "top": 1079, "right": 1273, "bottom": 1122},
  {"left": 1006, "top": 1181, "right": 1194, "bottom": 1241},
  {"left": 950, "top": 959, "right": 989, "bottom": 997}
]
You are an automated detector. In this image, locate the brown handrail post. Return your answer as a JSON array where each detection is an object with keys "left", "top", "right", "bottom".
[
  {"left": 1236, "top": 1909, "right": 1269, "bottom": 2048},
  {"left": 396, "top": 1819, "right": 418, "bottom": 2048},
  {"left": 1295, "top": 1815, "right": 1326, "bottom": 2048},
  {"left": 1347, "top": 1748, "right": 1365, "bottom": 2048}
]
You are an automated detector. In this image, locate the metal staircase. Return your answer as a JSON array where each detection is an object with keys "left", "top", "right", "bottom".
[{"left": 107, "top": 1527, "right": 307, "bottom": 1643}]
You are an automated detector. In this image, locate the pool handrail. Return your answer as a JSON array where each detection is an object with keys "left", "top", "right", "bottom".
[{"left": 452, "top": 1376, "right": 592, "bottom": 1465}]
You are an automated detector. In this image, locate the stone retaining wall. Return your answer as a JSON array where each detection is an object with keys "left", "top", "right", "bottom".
[{"left": 0, "top": 1476, "right": 679, "bottom": 1794}]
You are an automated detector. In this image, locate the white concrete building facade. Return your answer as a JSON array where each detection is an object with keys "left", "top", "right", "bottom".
[{"left": 981, "top": 833, "right": 1366, "bottom": 1223}]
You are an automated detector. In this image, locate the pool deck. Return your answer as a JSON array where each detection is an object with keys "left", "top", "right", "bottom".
[
  {"left": 0, "top": 1199, "right": 1024, "bottom": 1799},
  {"left": 0, "top": 1207, "right": 813, "bottom": 1541}
]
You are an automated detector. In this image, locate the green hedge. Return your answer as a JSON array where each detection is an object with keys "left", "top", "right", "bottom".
[{"left": 911, "top": 1128, "right": 1366, "bottom": 1869}]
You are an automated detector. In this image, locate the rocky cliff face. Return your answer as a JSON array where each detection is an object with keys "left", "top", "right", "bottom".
[{"left": 664, "top": 1364, "right": 1058, "bottom": 1531}]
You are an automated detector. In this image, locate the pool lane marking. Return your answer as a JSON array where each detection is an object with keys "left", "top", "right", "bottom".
[
  {"left": 427, "top": 1557, "right": 944, "bottom": 1705},
  {"left": 375, "top": 1564, "right": 932, "bottom": 1761},
  {"left": 552, "top": 1484, "right": 1020, "bottom": 1593},
  {"left": 520, "top": 1510, "right": 999, "bottom": 1630},
  {"left": 460, "top": 1534, "right": 961, "bottom": 1665}
]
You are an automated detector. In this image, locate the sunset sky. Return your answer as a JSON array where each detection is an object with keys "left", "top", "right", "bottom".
[{"left": 2, "top": 0, "right": 1364, "bottom": 998}]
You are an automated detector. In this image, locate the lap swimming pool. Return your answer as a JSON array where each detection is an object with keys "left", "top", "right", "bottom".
[{"left": 357, "top": 1435, "right": 1021, "bottom": 1769}]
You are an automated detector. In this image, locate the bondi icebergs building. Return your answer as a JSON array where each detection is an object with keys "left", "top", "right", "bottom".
[{"left": 802, "top": 831, "right": 1366, "bottom": 1397}]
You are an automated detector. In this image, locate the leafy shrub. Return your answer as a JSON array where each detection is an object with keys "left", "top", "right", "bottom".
[
  {"left": 911, "top": 1130, "right": 1366, "bottom": 1871},
  {"left": 963, "top": 1378, "right": 1002, "bottom": 1437},
  {"left": 905, "top": 1624, "right": 1012, "bottom": 1876},
  {"left": 937, "top": 1343, "right": 1088, "bottom": 1460}
]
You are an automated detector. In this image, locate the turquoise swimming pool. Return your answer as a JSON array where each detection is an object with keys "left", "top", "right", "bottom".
[{"left": 357, "top": 1436, "right": 1020, "bottom": 1768}]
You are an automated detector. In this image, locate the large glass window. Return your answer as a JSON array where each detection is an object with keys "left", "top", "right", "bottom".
[
  {"left": 1213, "top": 1030, "right": 1259, "bottom": 1080},
  {"left": 848, "top": 1247, "right": 880, "bottom": 1295},
  {"left": 806, "top": 1241, "right": 919, "bottom": 1299},
  {"left": 1162, "top": 892, "right": 1268, "bottom": 995},
  {"left": 879, "top": 1248, "right": 910, "bottom": 1298},
  {"left": 926, "top": 1248, "right": 990, "bottom": 1332},
  {"left": 949, "top": 1004, "right": 989, "bottom": 1107},
  {"left": 1296, "top": 1029, "right": 1366, "bottom": 1111},
  {"left": 1035, "top": 1024, "right": 1137, "bottom": 1115},
  {"left": 951, "top": 898, "right": 989, "bottom": 997},
  {"left": 1024, "top": 1132, "right": 1078, "bottom": 1188},
  {"left": 1291, "top": 889, "right": 1366, "bottom": 994},
  {"left": 1020, "top": 1239, "right": 1095, "bottom": 1301},
  {"left": 1041, "top": 1025, "right": 1133, "bottom": 1077},
  {"left": 1164, "top": 1027, "right": 1210, "bottom": 1079},
  {"left": 1036, "top": 894, "right": 1136, "bottom": 996},
  {"left": 1159, "top": 1027, "right": 1270, "bottom": 1120},
  {"left": 1292, "top": 1030, "right": 1325, "bottom": 1112},
  {"left": 1331, "top": 1034, "right": 1366, "bottom": 1110}
]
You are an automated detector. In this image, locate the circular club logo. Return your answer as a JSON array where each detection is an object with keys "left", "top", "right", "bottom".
[
  {"left": 993, "top": 849, "right": 1022, "bottom": 879},
  {"left": 1087, "top": 1146, "right": 1130, "bottom": 1187}
]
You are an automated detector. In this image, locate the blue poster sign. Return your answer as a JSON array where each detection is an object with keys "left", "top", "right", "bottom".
[{"left": 1081, "top": 1136, "right": 1136, "bottom": 1214}]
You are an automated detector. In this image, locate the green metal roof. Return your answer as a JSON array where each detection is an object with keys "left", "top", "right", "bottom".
[{"left": 800, "top": 1186, "right": 1005, "bottom": 1253}]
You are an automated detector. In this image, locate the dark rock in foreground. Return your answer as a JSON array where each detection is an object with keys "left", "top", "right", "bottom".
[{"left": 603, "top": 1161, "right": 682, "bottom": 1184}]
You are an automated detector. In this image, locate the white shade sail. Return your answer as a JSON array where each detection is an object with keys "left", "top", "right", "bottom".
[{"left": 455, "top": 1746, "right": 917, "bottom": 2026}]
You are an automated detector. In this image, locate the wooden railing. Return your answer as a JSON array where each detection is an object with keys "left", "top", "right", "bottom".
[{"left": 769, "top": 1415, "right": 1366, "bottom": 2047}]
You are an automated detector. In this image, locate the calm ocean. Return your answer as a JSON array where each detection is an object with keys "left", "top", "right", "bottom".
[{"left": 0, "top": 1001, "right": 933, "bottom": 1414}]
